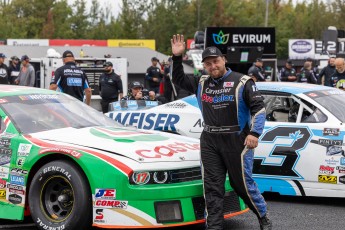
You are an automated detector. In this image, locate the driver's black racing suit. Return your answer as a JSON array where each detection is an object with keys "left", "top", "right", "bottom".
[{"left": 172, "top": 55, "right": 267, "bottom": 229}]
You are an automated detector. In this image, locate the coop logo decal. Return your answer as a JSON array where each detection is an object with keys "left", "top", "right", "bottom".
[
  {"left": 213, "top": 30, "right": 230, "bottom": 45},
  {"left": 90, "top": 126, "right": 169, "bottom": 142},
  {"left": 17, "top": 143, "right": 32, "bottom": 156}
]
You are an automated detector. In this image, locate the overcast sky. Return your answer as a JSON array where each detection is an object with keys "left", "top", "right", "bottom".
[{"left": 68, "top": 0, "right": 122, "bottom": 18}]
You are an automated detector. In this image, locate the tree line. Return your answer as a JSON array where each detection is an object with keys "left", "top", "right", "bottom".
[{"left": 0, "top": 0, "right": 344, "bottom": 58}]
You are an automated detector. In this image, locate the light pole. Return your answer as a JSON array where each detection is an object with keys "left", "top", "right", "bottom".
[
  {"left": 265, "top": 0, "right": 269, "bottom": 27},
  {"left": 197, "top": 0, "right": 202, "bottom": 30}
]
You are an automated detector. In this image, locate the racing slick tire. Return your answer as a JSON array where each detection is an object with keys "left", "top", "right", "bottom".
[{"left": 29, "top": 160, "right": 92, "bottom": 230}]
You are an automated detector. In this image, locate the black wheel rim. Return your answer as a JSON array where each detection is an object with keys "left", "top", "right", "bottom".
[{"left": 40, "top": 176, "right": 74, "bottom": 222}]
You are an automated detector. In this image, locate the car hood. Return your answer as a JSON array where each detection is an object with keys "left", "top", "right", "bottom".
[{"left": 30, "top": 126, "right": 200, "bottom": 163}]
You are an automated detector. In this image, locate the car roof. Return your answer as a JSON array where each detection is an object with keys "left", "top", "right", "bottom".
[
  {"left": 0, "top": 85, "right": 59, "bottom": 97},
  {"left": 256, "top": 82, "right": 331, "bottom": 95}
]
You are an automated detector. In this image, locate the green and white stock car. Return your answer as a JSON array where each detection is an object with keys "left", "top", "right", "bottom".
[{"left": 0, "top": 85, "right": 246, "bottom": 230}]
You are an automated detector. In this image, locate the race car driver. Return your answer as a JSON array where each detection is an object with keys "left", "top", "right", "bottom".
[{"left": 170, "top": 34, "right": 271, "bottom": 230}]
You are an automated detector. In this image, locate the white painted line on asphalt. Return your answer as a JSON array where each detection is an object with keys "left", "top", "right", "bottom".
[{"left": 0, "top": 223, "right": 36, "bottom": 229}]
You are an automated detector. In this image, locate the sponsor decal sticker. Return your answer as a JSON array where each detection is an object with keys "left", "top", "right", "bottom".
[
  {"left": 145, "top": 101, "right": 159, "bottom": 107},
  {"left": 0, "top": 189, "right": 5, "bottom": 198},
  {"left": 164, "top": 102, "right": 187, "bottom": 109},
  {"left": 94, "top": 200, "right": 128, "bottom": 209},
  {"left": 337, "top": 166, "right": 345, "bottom": 174},
  {"left": 67, "top": 78, "right": 82, "bottom": 86},
  {"left": 319, "top": 165, "right": 334, "bottom": 175},
  {"left": 0, "top": 178, "right": 5, "bottom": 188},
  {"left": 339, "top": 175, "right": 345, "bottom": 184},
  {"left": 95, "top": 189, "right": 116, "bottom": 199},
  {"left": 340, "top": 157, "right": 345, "bottom": 165},
  {"left": 318, "top": 175, "right": 337, "bottom": 184},
  {"left": 39, "top": 148, "right": 82, "bottom": 159},
  {"left": 19, "top": 95, "right": 59, "bottom": 101},
  {"left": 7, "top": 184, "right": 23, "bottom": 190},
  {"left": 201, "top": 93, "right": 234, "bottom": 104},
  {"left": 0, "top": 133, "right": 15, "bottom": 138},
  {"left": 135, "top": 142, "right": 200, "bottom": 158},
  {"left": 132, "top": 172, "right": 150, "bottom": 185},
  {"left": 308, "top": 93, "right": 318, "bottom": 97},
  {"left": 16, "top": 157, "right": 25, "bottom": 168},
  {"left": 318, "top": 139, "right": 343, "bottom": 146},
  {"left": 8, "top": 193, "right": 22, "bottom": 204},
  {"left": 94, "top": 209, "right": 105, "bottom": 223},
  {"left": 17, "top": 143, "right": 32, "bottom": 156},
  {"left": 9, "top": 188, "right": 25, "bottom": 196},
  {"left": 0, "top": 139, "right": 10, "bottom": 148},
  {"left": 0, "top": 166, "right": 9, "bottom": 179},
  {"left": 323, "top": 128, "right": 340, "bottom": 136},
  {"left": 10, "top": 168, "right": 28, "bottom": 176},
  {"left": 0, "top": 148, "right": 11, "bottom": 166},
  {"left": 193, "top": 119, "right": 204, "bottom": 128},
  {"left": 223, "top": 82, "right": 234, "bottom": 87},
  {"left": 326, "top": 145, "right": 344, "bottom": 156},
  {"left": 325, "top": 157, "right": 339, "bottom": 165},
  {"left": 10, "top": 175, "right": 25, "bottom": 186}
]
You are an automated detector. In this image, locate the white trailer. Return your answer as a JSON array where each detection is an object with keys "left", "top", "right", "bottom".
[{"left": 29, "top": 57, "right": 128, "bottom": 111}]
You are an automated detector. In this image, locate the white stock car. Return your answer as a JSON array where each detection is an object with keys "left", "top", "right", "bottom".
[{"left": 107, "top": 82, "right": 345, "bottom": 198}]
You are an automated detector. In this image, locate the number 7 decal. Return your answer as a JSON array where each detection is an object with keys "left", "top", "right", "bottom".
[{"left": 253, "top": 126, "right": 312, "bottom": 178}]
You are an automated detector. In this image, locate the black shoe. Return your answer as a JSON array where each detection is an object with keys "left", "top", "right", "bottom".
[{"left": 259, "top": 214, "right": 272, "bottom": 230}]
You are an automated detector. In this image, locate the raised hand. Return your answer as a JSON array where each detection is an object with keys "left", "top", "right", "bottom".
[{"left": 171, "top": 34, "right": 186, "bottom": 56}]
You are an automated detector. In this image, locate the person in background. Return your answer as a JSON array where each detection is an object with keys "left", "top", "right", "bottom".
[
  {"left": 8, "top": 56, "right": 20, "bottom": 85},
  {"left": 145, "top": 57, "right": 163, "bottom": 94},
  {"left": 49, "top": 50, "right": 91, "bottom": 105},
  {"left": 318, "top": 57, "right": 335, "bottom": 86},
  {"left": 99, "top": 61, "right": 123, "bottom": 113},
  {"left": 330, "top": 57, "right": 345, "bottom": 89},
  {"left": 279, "top": 59, "right": 297, "bottom": 82},
  {"left": 163, "top": 58, "right": 174, "bottom": 102},
  {"left": 122, "top": 81, "right": 156, "bottom": 101},
  {"left": 297, "top": 62, "right": 317, "bottom": 84},
  {"left": 0, "top": 53, "right": 9, "bottom": 84},
  {"left": 15, "top": 55, "right": 35, "bottom": 86},
  {"left": 248, "top": 58, "right": 266, "bottom": 82},
  {"left": 305, "top": 57, "right": 319, "bottom": 81}
]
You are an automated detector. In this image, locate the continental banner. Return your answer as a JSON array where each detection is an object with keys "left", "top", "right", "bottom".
[{"left": 108, "top": 40, "right": 156, "bottom": 50}]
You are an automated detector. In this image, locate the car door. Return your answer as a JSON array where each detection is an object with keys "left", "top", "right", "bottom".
[{"left": 253, "top": 91, "right": 340, "bottom": 197}]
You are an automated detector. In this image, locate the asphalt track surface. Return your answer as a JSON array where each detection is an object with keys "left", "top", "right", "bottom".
[{"left": 1, "top": 193, "right": 345, "bottom": 230}]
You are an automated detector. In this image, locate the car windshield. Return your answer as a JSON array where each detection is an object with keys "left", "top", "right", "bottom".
[
  {"left": 306, "top": 90, "right": 345, "bottom": 123},
  {"left": 0, "top": 94, "right": 117, "bottom": 134},
  {"left": 109, "top": 100, "right": 160, "bottom": 111}
]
